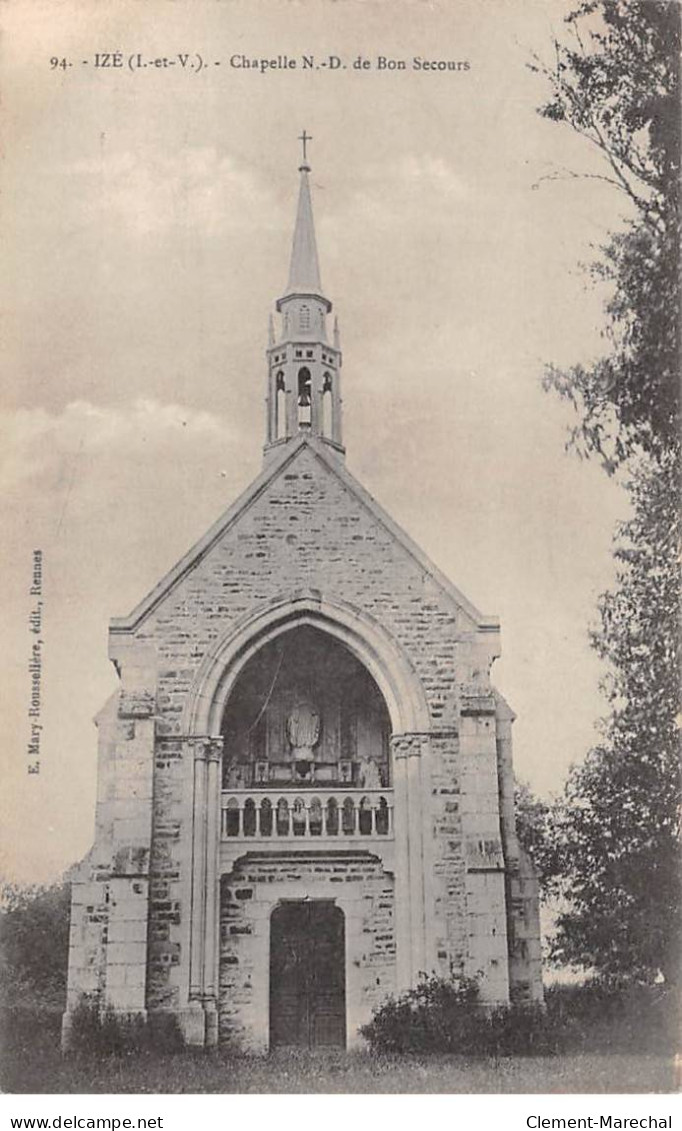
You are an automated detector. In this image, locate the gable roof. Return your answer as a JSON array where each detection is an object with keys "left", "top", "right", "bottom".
[{"left": 109, "top": 436, "right": 499, "bottom": 636}]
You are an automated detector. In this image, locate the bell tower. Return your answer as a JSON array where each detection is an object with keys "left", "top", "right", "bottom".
[{"left": 264, "top": 133, "right": 344, "bottom": 460}]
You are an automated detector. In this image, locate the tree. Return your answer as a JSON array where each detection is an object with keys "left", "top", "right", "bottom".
[
  {"left": 531, "top": 1, "right": 681, "bottom": 983},
  {"left": 531, "top": 0, "right": 680, "bottom": 469},
  {"left": 0, "top": 881, "right": 71, "bottom": 1007},
  {"left": 549, "top": 451, "right": 680, "bottom": 982}
]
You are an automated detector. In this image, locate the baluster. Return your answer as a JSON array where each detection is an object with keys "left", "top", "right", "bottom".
[{"left": 277, "top": 802, "right": 289, "bottom": 837}]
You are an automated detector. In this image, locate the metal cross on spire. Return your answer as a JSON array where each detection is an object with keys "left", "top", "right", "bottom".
[{"left": 298, "top": 129, "right": 313, "bottom": 166}]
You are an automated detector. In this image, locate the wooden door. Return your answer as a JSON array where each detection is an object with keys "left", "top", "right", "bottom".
[{"left": 269, "top": 901, "right": 346, "bottom": 1049}]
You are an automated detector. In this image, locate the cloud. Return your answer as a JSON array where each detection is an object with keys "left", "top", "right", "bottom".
[
  {"left": 1, "top": 398, "right": 239, "bottom": 490},
  {"left": 1, "top": 400, "right": 260, "bottom": 606},
  {"left": 396, "top": 153, "right": 469, "bottom": 198},
  {"left": 60, "top": 148, "right": 282, "bottom": 238},
  {"left": 343, "top": 154, "right": 468, "bottom": 234}
]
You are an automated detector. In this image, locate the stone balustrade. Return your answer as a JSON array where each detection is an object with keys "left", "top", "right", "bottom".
[{"left": 220, "top": 788, "right": 394, "bottom": 841}]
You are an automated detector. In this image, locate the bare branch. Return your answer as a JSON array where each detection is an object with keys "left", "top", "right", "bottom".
[{"left": 531, "top": 166, "right": 631, "bottom": 195}]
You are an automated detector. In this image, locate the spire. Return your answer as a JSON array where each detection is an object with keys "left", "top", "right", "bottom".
[
  {"left": 264, "top": 140, "right": 344, "bottom": 462},
  {"left": 285, "top": 134, "right": 323, "bottom": 296}
]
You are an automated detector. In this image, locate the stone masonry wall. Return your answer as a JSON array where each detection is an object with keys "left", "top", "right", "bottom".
[
  {"left": 146, "top": 735, "right": 187, "bottom": 1011},
  {"left": 65, "top": 441, "right": 544, "bottom": 1040},
  {"left": 102, "top": 443, "right": 496, "bottom": 1024},
  {"left": 218, "top": 852, "right": 395, "bottom": 1048},
  {"left": 507, "top": 850, "right": 544, "bottom": 1004},
  {"left": 64, "top": 688, "right": 155, "bottom": 1032},
  {"left": 495, "top": 694, "right": 544, "bottom": 1003},
  {"left": 134, "top": 445, "right": 470, "bottom": 733},
  {"left": 429, "top": 732, "right": 468, "bottom": 973}
]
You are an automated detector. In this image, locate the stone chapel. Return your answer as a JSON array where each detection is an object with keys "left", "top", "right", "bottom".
[{"left": 63, "top": 146, "right": 543, "bottom": 1052}]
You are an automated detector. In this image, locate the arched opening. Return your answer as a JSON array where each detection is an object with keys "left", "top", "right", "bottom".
[
  {"left": 275, "top": 371, "right": 286, "bottom": 440},
  {"left": 322, "top": 372, "right": 333, "bottom": 438},
  {"left": 297, "top": 367, "right": 312, "bottom": 428},
  {"left": 299, "top": 303, "right": 311, "bottom": 332},
  {"left": 221, "top": 625, "right": 391, "bottom": 789},
  {"left": 185, "top": 594, "right": 431, "bottom": 740}
]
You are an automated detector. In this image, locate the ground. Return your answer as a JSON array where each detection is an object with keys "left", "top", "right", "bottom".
[{"left": 0, "top": 1010, "right": 677, "bottom": 1094}]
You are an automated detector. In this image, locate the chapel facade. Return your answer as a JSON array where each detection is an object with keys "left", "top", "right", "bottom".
[{"left": 62, "top": 149, "right": 543, "bottom": 1051}]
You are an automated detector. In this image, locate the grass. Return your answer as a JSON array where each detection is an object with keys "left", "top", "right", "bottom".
[{"left": 0, "top": 1007, "right": 678, "bottom": 1094}]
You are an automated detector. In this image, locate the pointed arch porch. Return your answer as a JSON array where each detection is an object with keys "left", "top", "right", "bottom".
[
  {"left": 180, "top": 591, "right": 434, "bottom": 1046},
  {"left": 182, "top": 591, "right": 431, "bottom": 739}
]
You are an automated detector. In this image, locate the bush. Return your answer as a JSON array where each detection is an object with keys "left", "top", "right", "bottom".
[
  {"left": 66, "top": 1000, "right": 184, "bottom": 1056},
  {"left": 487, "top": 1001, "right": 561, "bottom": 1056},
  {"left": 361, "top": 972, "right": 680, "bottom": 1059},
  {"left": 360, "top": 973, "right": 558, "bottom": 1056},
  {"left": 360, "top": 973, "right": 481, "bottom": 1054},
  {"left": 543, "top": 979, "right": 678, "bottom": 1055}
]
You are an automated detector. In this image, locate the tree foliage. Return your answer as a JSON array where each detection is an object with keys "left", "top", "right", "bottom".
[
  {"left": 0, "top": 881, "right": 70, "bottom": 1007},
  {"left": 531, "top": 1, "right": 681, "bottom": 983},
  {"left": 549, "top": 451, "right": 680, "bottom": 982},
  {"left": 514, "top": 779, "right": 562, "bottom": 892},
  {"left": 359, "top": 973, "right": 554, "bottom": 1056},
  {"left": 531, "top": 0, "right": 680, "bottom": 468}
]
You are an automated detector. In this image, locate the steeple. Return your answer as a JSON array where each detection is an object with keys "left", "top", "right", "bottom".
[
  {"left": 285, "top": 164, "right": 323, "bottom": 296},
  {"left": 264, "top": 138, "right": 344, "bottom": 461}
]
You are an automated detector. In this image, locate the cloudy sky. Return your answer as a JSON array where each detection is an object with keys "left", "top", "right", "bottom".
[{"left": 2, "top": 0, "right": 631, "bottom": 883}]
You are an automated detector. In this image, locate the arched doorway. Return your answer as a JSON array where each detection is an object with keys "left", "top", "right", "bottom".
[{"left": 270, "top": 901, "right": 346, "bottom": 1049}]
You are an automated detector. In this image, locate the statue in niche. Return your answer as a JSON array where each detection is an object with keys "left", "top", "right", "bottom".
[
  {"left": 254, "top": 761, "right": 269, "bottom": 785},
  {"left": 224, "top": 760, "right": 246, "bottom": 790},
  {"left": 287, "top": 701, "right": 320, "bottom": 764},
  {"left": 339, "top": 760, "right": 353, "bottom": 785},
  {"left": 359, "top": 756, "right": 382, "bottom": 790}
]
